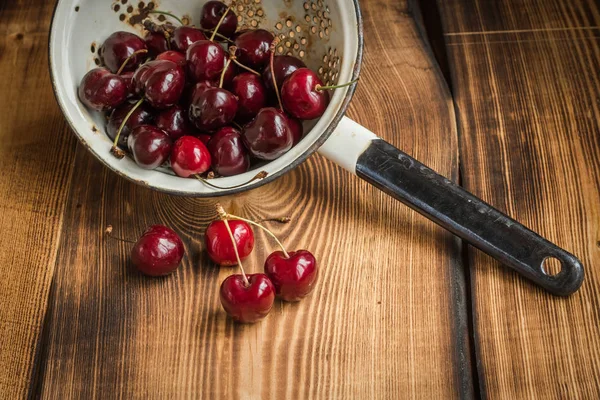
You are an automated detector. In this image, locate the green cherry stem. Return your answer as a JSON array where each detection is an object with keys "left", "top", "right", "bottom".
[
  {"left": 220, "top": 212, "right": 290, "bottom": 259},
  {"left": 149, "top": 10, "right": 184, "bottom": 25},
  {"left": 219, "top": 58, "right": 232, "bottom": 88},
  {"left": 210, "top": 6, "right": 232, "bottom": 42},
  {"left": 116, "top": 49, "right": 148, "bottom": 75},
  {"left": 110, "top": 97, "right": 144, "bottom": 158},
  {"left": 222, "top": 217, "right": 250, "bottom": 287},
  {"left": 269, "top": 39, "right": 283, "bottom": 110},
  {"left": 194, "top": 171, "right": 268, "bottom": 190},
  {"left": 315, "top": 78, "right": 360, "bottom": 92}
]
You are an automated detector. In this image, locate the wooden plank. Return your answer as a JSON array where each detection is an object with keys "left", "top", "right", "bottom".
[
  {"left": 0, "top": 2, "right": 79, "bottom": 398},
  {"left": 34, "top": 0, "right": 468, "bottom": 398},
  {"left": 438, "top": 0, "right": 600, "bottom": 397}
]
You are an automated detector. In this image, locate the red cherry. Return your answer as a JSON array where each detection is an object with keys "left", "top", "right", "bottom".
[
  {"left": 264, "top": 250, "right": 318, "bottom": 302},
  {"left": 205, "top": 220, "right": 254, "bottom": 266},
  {"left": 127, "top": 125, "right": 173, "bottom": 169},
  {"left": 170, "top": 136, "right": 211, "bottom": 177},
  {"left": 107, "top": 101, "right": 154, "bottom": 148},
  {"left": 101, "top": 31, "right": 147, "bottom": 73},
  {"left": 189, "top": 87, "right": 238, "bottom": 132},
  {"left": 156, "top": 50, "right": 187, "bottom": 68},
  {"left": 131, "top": 225, "right": 185, "bottom": 276},
  {"left": 181, "top": 80, "right": 216, "bottom": 109},
  {"left": 262, "top": 55, "right": 306, "bottom": 95},
  {"left": 281, "top": 68, "right": 329, "bottom": 120},
  {"left": 234, "top": 29, "right": 274, "bottom": 70},
  {"left": 171, "top": 26, "right": 207, "bottom": 52},
  {"left": 231, "top": 72, "right": 267, "bottom": 122},
  {"left": 242, "top": 107, "right": 293, "bottom": 160},
  {"left": 156, "top": 105, "right": 199, "bottom": 140},
  {"left": 286, "top": 115, "right": 304, "bottom": 145},
  {"left": 186, "top": 40, "right": 227, "bottom": 83},
  {"left": 220, "top": 274, "right": 275, "bottom": 323},
  {"left": 207, "top": 127, "right": 250, "bottom": 176},
  {"left": 200, "top": 1, "right": 238, "bottom": 38},
  {"left": 133, "top": 60, "right": 186, "bottom": 109},
  {"left": 78, "top": 68, "right": 128, "bottom": 111},
  {"left": 144, "top": 31, "right": 169, "bottom": 56}
]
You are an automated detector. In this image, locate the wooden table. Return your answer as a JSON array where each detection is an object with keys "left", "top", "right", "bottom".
[{"left": 0, "top": 0, "right": 598, "bottom": 398}]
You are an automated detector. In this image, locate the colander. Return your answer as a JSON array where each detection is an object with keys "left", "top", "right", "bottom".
[{"left": 49, "top": 0, "right": 584, "bottom": 295}]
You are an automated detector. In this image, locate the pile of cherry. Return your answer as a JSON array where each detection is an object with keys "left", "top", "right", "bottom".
[
  {"left": 79, "top": 0, "right": 353, "bottom": 184},
  {"left": 108, "top": 204, "right": 317, "bottom": 323}
]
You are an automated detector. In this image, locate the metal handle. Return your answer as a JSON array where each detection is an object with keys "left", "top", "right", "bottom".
[{"left": 355, "top": 139, "right": 584, "bottom": 296}]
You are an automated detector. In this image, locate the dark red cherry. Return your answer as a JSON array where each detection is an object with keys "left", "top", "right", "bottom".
[
  {"left": 170, "top": 136, "right": 212, "bottom": 177},
  {"left": 78, "top": 68, "right": 128, "bottom": 111},
  {"left": 156, "top": 50, "right": 187, "bottom": 68},
  {"left": 207, "top": 127, "right": 250, "bottom": 176},
  {"left": 171, "top": 26, "right": 207, "bottom": 52},
  {"left": 156, "top": 105, "right": 199, "bottom": 140},
  {"left": 181, "top": 80, "right": 216, "bottom": 109},
  {"left": 186, "top": 40, "right": 227, "bottom": 82},
  {"left": 231, "top": 73, "right": 267, "bottom": 122},
  {"left": 133, "top": 60, "right": 186, "bottom": 109},
  {"left": 189, "top": 87, "right": 238, "bottom": 132},
  {"left": 120, "top": 71, "right": 136, "bottom": 97},
  {"left": 220, "top": 274, "right": 275, "bottom": 323},
  {"left": 234, "top": 29, "right": 274, "bottom": 70},
  {"left": 144, "top": 31, "right": 169, "bottom": 57},
  {"left": 264, "top": 250, "right": 318, "bottom": 302},
  {"left": 131, "top": 225, "right": 185, "bottom": 276},
  {"left": 205, "top": 220, "right": 254, "bottom": 266},
  {"left": 200, "top": 1, "right": 238, "bottom": 38},
  {"left": 286, "top": 116, "right": 304, "bottom": 145},
  {"left": 107, "top": 101, "right": 154, "bottom": 148},
  {"left": 242, "top": 107, "right": 293, "bottom": 160},
  {"left": 127, "top": 125, "right": 172, "bottom": 169},
  {"left": 101, "top": 31, "right": 147, "bottom": 73},
  {"left": 281, "top": 68, "right": 329, "bottom": 120},
  {"left": 262, "top": 55, "right": 306, "bottom": 95}
]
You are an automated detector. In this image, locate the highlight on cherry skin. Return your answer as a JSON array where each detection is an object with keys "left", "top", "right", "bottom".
[{"left": 77, "top": 0, "right": 359, "bottom": 190}]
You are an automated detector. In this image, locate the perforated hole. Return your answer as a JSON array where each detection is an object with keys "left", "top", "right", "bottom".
[{"left": 542, "top": 257, "right": 563, "bottom": 276}]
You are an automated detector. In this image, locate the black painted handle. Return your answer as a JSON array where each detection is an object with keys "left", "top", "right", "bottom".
[{"left": 356, "top": 139, "right": 584, "bottom": 296}]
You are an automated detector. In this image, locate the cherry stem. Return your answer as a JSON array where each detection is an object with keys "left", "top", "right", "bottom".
[
  {"left": 316, "top": 78, "right": 360, "bottom": 92},
  {"left": 232, "top": 121, "right": 243, "bottom": 130},
  {"left": 258, "top": 216, "right": 292, "bottom": 224},
  {"left": 219, "top": 58, "right": 232, "bottom": 89},
  {"left": 116, "top": 49, "right": 148, "bottom": 75},
  {"left": 111, "top": 97, "right": 144, "bottom": 158},
  {"left": 220, "top": 212, "right": 290, "bottom": 259},
  {"left": 269, "top": 39, "right": 283, "bottom": 110},
  {"left": 149, "top": 10, "right": 184, "bottom": 25},
  {"left": 199, "top": 28, "right": 234, "bottom": 44},
  {"left": 210, "top": 6, "right": 232, "bottom": 42},
  {"left": 222, "top": 217, "right": 250, "bottom": 287},
  {"left": 105, "top": 225, "right": 136, "bottom": 244},
  {"left": 194, "top": 171, "right": 268, "bottom": 190}
]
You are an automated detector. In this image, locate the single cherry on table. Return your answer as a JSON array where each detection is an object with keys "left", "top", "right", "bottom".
[
  {"left": 129, "top": 225, "right": 185, "bottom": 277},
  {"left": 264, "top": 250, "right": 318, "bottom": 302},
  {"left": 220, "top": 274, "right": 275, "bottom": 323}
]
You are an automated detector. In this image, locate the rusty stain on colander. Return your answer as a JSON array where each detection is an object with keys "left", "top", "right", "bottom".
[{"left": 93, "top": 0, "right": 340, "bottom": 86}]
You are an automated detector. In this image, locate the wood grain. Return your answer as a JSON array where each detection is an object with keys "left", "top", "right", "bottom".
[
  {"left": 438, "top": 0, "right": 600, "bottom": 397},
  {"left": 0, "top": 2, "right": 78, "bottom": 398},
  {"left": 30, "top": 0, "right": 469, "bottom": 399}
]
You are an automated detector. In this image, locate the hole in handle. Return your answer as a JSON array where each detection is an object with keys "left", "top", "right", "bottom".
[{"left": 542, "top": 257, "right": 563, "bottom": 276}]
